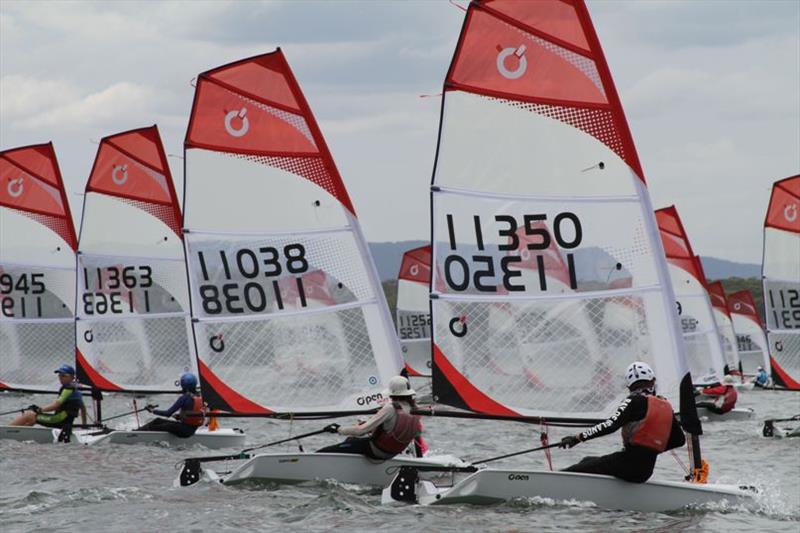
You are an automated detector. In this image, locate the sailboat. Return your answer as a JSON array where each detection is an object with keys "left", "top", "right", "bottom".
[
  {"left": 396, "top": 245, "right": 433, "bottom": 378},
  {"left": 73, "top": 126, "right": 244, "bottom": 448},
  {"left": 762, "top": 175, "right": 800, "bottom": 390},
  {"left": 655, "top": 207, "right": 726, "bottom": 386},
  {"left": 705, "top": 281, "right": 742, "bottom": 381},
  {"left": 178, "top": 49, "right": 462, "bottom": 486},
  {"left": 0, "top": 143, "right": 84, "bottom": 443},
  {"left": 728, "top": 290, "right": 771, "bottom": 380},
  {"left": 383, "top": 0, "right": 753, "bottom": 511}
]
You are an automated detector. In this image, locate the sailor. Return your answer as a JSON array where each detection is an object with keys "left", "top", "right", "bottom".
[
  {"left": 317, "top": 375, "right": 423, "bottom": 460},
  {"left": 753, "top": 366, "right": 769, "bottom": 388},
  {"left": 9, "top": 364, "right": 87, "bottom": 435},
  {"left": 138, "top": 373, "right": 204, "bottom": 438},
  {"left": 558, "top": 361, "right": 686, "bottom": 483},
  {"left": 696, "top": 375, "right": 738, "bottom": 414}
]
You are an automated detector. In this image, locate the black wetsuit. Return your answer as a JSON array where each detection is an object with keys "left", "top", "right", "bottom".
[
  {"left": 563, "top": 393, "right": 685, "bottom": 483},
  {"left": 137, "top": 394, "right": 199, "bottom": 438}
]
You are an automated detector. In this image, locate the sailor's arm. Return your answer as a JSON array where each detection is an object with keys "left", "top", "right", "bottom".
[
  {"left": 338, "top": 403, "right": 393, "bottom": 436},
  {"left": 152, "top": 396, "right": 185, "bottom": 418},
  {"left": 578, "top": 396, "right": 642, "bottom": 442},
  {"left": 39, "top": 389, "right": 72, "bottom": 413}
]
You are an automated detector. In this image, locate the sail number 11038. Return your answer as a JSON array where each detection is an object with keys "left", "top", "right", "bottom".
[{"left": 443, "top": 212, "right": 582, "bottom": 292}]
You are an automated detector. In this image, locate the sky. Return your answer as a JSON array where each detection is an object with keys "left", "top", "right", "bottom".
[{"left": 1, "top": 0, "right": 798, "bottom": 265}]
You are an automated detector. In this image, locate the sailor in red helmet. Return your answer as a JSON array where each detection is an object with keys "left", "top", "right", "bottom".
[
  {"left": 696, "top": 374, "right": 738, "bottom": 414},
  {"left": 317, "top": 376, "right": 424, "bottom": 459},
  {"left": 559, "top": 361, "right": 686, "bottom": 483}
]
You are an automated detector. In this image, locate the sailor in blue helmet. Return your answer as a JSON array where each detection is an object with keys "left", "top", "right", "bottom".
[
  {"left": 137, "top": 372, "right": 205, "bottom": 438},
  {"left": 10, "top": 364, "right": 87, "bottom": 436},
  {"left": 753, "top": 366, "right": 769, "bottom": 388},
  {"left": 558, "top": 362, "right": 686, "bottom": 483}
]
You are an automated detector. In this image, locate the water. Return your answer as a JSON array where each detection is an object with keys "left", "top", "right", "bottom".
[{"left": 1, "top": 390, "right": 798, "bottom": 532}]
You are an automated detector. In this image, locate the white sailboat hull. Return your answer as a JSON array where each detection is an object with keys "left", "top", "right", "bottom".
[
  {"left": 85, "top": 427, "right": 245, "bottom": 449},
  {"left": 0, "top": 425, "right": 82, "bottom": 444},
  {"left": 697, "top": 407, "right": 755, "bottom": 421},
  {"left": 216, "top": 452, "right": 465, "bottom": 487},
  {"left": 398, "top": 469, "right": 754, "bottom": 512}
]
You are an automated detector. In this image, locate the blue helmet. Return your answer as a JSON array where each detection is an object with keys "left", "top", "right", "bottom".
[{"left": 180, "top": 373, "right": 198, "bottom": 391}]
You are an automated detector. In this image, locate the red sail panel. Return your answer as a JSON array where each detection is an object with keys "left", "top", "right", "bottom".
[
  {"left": 765, "top": 175, "right": 800, "bottom": 233},
  {"left": 728, "top": 290, "right": 762, "bottom": 326},
  {"left": 446, "top": 0, "right": 644, "bottom": 180},
  {"left": 185, "top": 49, "right": 355, "bottom": 214},
  {"left": 0, "top": 143, "right": 77, "bottom": 250},
  {"left": 655, "top": 206, "right": 704, "bottom": 285},
  {"left": 399, "top": 246, "right": 432, "bottom": 285},
  {"left": 86, "top": 126, "right": 182, "bottom": 237},
  {"left": 707, "top": 282, "right": 731, "bottom": 317}
]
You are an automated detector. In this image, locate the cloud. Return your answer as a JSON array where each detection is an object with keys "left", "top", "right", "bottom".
[
  {"left": 14, "top": 81, "right": 157, "bottom": 130},
  {"left": 0, "top": 75, "right": 81, "bottom": 118}
]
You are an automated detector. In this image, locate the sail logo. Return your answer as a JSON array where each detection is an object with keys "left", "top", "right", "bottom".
[
  {"left": 225, "top": 108, "right": 249, "bottom": 137},
  {"left": 733, "top": 302, "right": 741, "bottom": 311},
  {"left": 410, "top": 264, "right": 419, "bottom": 277},
  {"left": 112, "top": 164, "right": 129, "bottom": 185},
  {"left": 449, "top": 315, "right": 468, "bottom": 338},
  {"left": 775, "top": 340, "right": 784, "bottom": 352},
  {"left": 496, "top": 44, "right": 527, "bottom": 80},
  {"left": 209, "top": 334, "right": 225, "bottom": 352},
  {"left": 784, "top": 203, "right": 797, "bottom": 222},
  {"left": 7, "top": 176, "right": 24, "bottom": 198}
]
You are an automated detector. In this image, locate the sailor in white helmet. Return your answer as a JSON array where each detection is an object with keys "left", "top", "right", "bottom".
[
  {"left": 558, "top": 361, "right": 686, "bottom": 483},
  {"left": 317, "top": 376, "right": 424, "bottom": 459}
]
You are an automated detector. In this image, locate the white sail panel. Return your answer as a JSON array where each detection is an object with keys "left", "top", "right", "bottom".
[
  {"left": 76, "top": 126, "right": 195, "bottom": 392},
  {"left": 706, "top": 281, "right": 741, "bottom": 375},
  {"left": 429, "top": 1, "right": 695, "bottom": 424},
  {"left": 396, "top": 246, "right": 432, "bottom": 377},
  {"left": 655, "top": 207, "right": 725, "bottom": 384},
  {"left": 0, "top": 143, "right": 77, "bottom": 392},
  {"left": 727, "top": 290, "right": 770, "bottom": 376},
  {"left": 184, "top": 50, "right": 402, "bottom": 414},
  {"left": 762, "top": 175, "right": 800, "bottom": 389}
]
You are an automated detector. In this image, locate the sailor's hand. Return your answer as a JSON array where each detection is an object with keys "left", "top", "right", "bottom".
[
  {"left": 27, "top": 404, "right": 41, "bottom": 414},
  {"left": 144, "top": 404, "right": 156, "bottom": 413},
  {"left": 323, "top": 423, "right": 340, "bottom": 434},
  {"left": 559, "top": 435, "right": 581, "bottom": 449}
]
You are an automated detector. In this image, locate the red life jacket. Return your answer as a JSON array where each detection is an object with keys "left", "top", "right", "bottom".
[
  {"left": 622, "top": 395, "right": 673, "bottom": 452},
  {"left": 181, "top": 395, "right": 205, "bottom": 427},
  {"left": 372, "top": 405, "right": 422, "bottom": 455},
  {"left": 719, "top": 386, "right": 737, "bottom": 413}
]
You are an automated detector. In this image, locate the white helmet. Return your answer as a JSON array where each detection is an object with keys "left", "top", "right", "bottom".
[
  {"left": 385, "top": 375, "right": 416, "bottom": 397},
  {"left": 625, "top": 361, "right": 655, "bottom": 387}
]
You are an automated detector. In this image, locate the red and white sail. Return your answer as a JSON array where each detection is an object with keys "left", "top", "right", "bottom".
[
  {"left": 705, "top": 281, "right": 741, "bottom": 375},
  {"left": 396, "top": 246, "right": 432, "bottom": 377},
  {"left": 727, "top": 290, "right": 770, "bottom": 376},
  {"left": 762, "top": 175, "right": 800, "bottom": 389},
  {"left": 429, "top": 0, "right": 696, "bottom": 425},
  {"left": 0, "top": 143, "right": 77, "bottom": 392},
  {"left": 75, "top": 126, "right": 195, "bottom": 393},
  {"left": 655, "top": 206, "right": 725, "bottom": 384},
  {"left": 183, "top": 49, "right": 403, "bottom": 414}
]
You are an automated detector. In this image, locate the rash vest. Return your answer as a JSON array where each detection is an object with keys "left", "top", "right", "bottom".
[
  {"left": 57, "top": 385, "right": 85, "bottom": 417},
  {"left": 371, "top": 404, "right": 422, "bottom": 455},
  {"left": 621, "top": 395, "right": 673, "bottom": 452},
  {"left": 181, "top": 395, "right": 205, "bottom": 427},
  {"left": 702, "top": 384, "right": 737, "bottom": 413}
]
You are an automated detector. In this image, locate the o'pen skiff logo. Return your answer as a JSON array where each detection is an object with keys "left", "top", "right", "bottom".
[
  {"left": 112, "top": 164, "right": 129, "bottom": 185},
  {"left": 449, "top": 315, "right": 468, "bottom": 338},
  {"left": 496, "top": 44, "right": 527, "bottom": 80},
  {"left": 784, "top": 203, "right": 797, "bottom": 223},
  {"left": 733, "top": 302, "right": 741, "bottom": 311},
  {"left": 775, "top": 340, "right": 784, "bottom": 352},
  {"left": 225, "top": 108, "right": 249, "bottom": 137},
  {"left": 409, "top": 264, "right": 419, "bottom": 277},
  {"left": 7, "top": 176, "right": 24, "bottom": 198}
]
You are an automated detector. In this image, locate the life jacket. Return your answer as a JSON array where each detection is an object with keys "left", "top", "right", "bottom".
[
  {"left": 719, "top": 386, "right": 737, "bottom": 413},
  {"left": 621, "top": 395, "right": 673, "bottom": 453},
  {"left": 57, "top": 385, "right": 85, "bottom": 418},
  {"left": 180, "top": 394, "right": 205, "bottom": 427},
  {"left": 755, "top": 371, "right": 768, "bottom": 386},
  {"left": 371, "top": 404, "right": 422, "bottom": 455}
]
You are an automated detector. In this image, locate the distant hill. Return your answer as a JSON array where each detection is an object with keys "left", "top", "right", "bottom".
[
  {"left": 369, "top": 241, "right": 762, "bottom": 282},
  {"left": 698, "top": 256, "right": 761, "bottom": 280}
]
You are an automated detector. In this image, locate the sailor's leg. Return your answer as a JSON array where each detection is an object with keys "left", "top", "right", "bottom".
[
  {"left": 316, "top": 437, "right": 373, "bottom": 455},
  {"left": 9, "top": 410, "right": 37, "bottom": 426}
]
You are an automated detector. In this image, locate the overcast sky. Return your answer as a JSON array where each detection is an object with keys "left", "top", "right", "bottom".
[{"left": 1, "top": 0, "right": 798, "bottom": 264}]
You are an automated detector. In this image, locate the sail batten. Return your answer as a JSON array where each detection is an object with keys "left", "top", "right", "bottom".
[
  {"left": 183, "top": 49, "right": 402, "bottom": 414},
  {"left": 429, "top": 0, "right": 696, "bottom": 428},
  {"left": 1, "top": 143, "right": 77, "bottom": 393}
]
